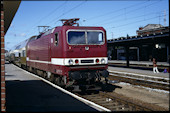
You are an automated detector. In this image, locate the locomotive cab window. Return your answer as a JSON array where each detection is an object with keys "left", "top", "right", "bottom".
[
  {"left": 68, "top": 31, "right": 85, "bottom": 44},
  {"left": 87, "top": 32, "right": 104, "bottom": 44},
  {"left": 67, "top": 30, "right": 104, "bottom": 45},
  {"left": 55, "top": 33, "right": 58, "bottom": 46}
]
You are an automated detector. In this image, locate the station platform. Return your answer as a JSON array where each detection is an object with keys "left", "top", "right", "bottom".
[
  {"left": 108, "top": 66, "right": 169, "bottom": 79},
  {"left": 108, "top": 60, "right": 170, "bottom": 72},
  {"left": 5, "top": 63, "right": 98, "bottom": 112}
]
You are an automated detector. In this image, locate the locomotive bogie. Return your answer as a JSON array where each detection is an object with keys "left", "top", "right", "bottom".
[{"left": 68, "top": 69, "right": 108, "bottom": 82}]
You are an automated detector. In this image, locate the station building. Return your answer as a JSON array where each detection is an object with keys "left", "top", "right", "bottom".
[{"left": 107, "top": 24, "right": 169, "bottom": 62}]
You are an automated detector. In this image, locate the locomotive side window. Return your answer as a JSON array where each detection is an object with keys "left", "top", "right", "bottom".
[
  {"left": 68, "top": 31, "right": 85, "bottom": 44},
  {"left": 55, "top": 33, "right": 58, "bottom": 46},
  {"left": 87, "top": 32, "right": 104, "bottom": 44}
]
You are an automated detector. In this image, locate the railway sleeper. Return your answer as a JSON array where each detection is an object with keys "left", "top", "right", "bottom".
[
  {"left": 71, "top": 84, "right": 101, "bottom": 92},
  {"left": 97, "top": 99, "right": 121, "bottom": 106},
  {"left": 107, "top": 105, "right": 126, "bottom": 111},
  {"left": 100, "top": 102, "right": 117, "bottom": 106},
  {"left": 84, "top": 95, "right": 102, "bottom": 99}
]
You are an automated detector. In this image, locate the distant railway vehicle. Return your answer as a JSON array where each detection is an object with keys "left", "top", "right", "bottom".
[
  {"left": 9, "top": 18, "right": 109, "bottom": 91},
  {"left": 8, "top": 36, "right": 35, "bottom": 68}
]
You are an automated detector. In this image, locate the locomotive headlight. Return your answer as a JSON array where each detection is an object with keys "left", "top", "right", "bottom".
[
  {"left": 101, "top": 59, "right": 105, "bottom": 64},
  {"left": 68, "top": 59, "right": 73, "bottom": 65}
]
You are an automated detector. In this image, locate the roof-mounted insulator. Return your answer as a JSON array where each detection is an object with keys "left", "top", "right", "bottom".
[{"left": 60, "top": 18, "right": 80, "bottom": 26}]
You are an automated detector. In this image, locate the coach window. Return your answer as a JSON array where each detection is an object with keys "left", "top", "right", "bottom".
[
  {"left": 55, "top": 33, "right": 58, "bottom": 46},
  {"left": 19, "top": 52, "right": 21, "bottom": 57},
  {"left": 22, "top": 50, "right": 26, "bottom": 57}
]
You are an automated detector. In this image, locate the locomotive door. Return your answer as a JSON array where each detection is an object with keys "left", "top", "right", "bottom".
[
  {"left": 48, "top": 31, "right": 60, "bottom": 74},
  {"left": 48, "top": 36, "right": 53, "bottom": 72}
]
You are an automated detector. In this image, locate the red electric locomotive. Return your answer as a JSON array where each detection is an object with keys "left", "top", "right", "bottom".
[{"left": 26, "top": 18, "right": 108, "bottom": 91}]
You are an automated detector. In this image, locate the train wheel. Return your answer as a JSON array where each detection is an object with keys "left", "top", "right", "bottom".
[
  {"left": 39, "top": 70, "right": 44, "bottom": 78},
  {"left": 49, "top": 74, "right": 55, "bottom": 83},
  {"left": 33, "top": 68, "right": 37, "bottom": 75},
  {"left": 54, "top": 76, "right": 65, "bottom": 87},
  {"left": 37, "top": 69, "right": 43, "bottom": 77},
  {"left": 43, "top": 71, "right": 47, "bottom": 79},
  {"left": 28, "top": 66, "right": 32, "bottom": 72}
]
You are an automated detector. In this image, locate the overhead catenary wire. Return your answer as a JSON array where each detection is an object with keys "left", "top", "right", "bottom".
[
  {"left": 11, "top": 0, "right": 162, "bottom": 35},
  {"left": 107, "top": 15, "right": 165, "bottom": 29},
  {"left": 6, "top": 1, "right": 87, "bottom": 50},
  {"left": 101, "top": 9, "right": 169, "bottom": 26},
  {"left": 30, "top": 1, "right": 67, "bottom": 29},
  {"left": 6, "top": 0, "right": 168, "bottom": 50},
  {"left": 20, "top": 0, "right": 163, "bottom": 37},
  {"left": 26, "top": 1, "right": 87, "bottom": 36},
  {"left": 25, "top": 1, "right": 68, "bottom": 37},
  {"left": 85, "top": 1, "right": 148, "bottom": 21},
  {"left": 44, "top": 1, "right": 87, "bottom": 27},
  {"left": 92, "top": 0, "right": 161, "bottom": 26},
  {"left": 106, "top": 14, "right": 166, "bottom": 39}
]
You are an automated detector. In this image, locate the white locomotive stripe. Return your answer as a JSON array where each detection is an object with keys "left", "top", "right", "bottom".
[
  {"left": 28, "top": 59, "right": 50, "bottom": 64},
  {"left": 52, "top": 57, "right": 108, "bottom": 65},
  {"left": 51, "top": 58, "right": 64, "bottom": 65},
  {"left": 27, "top": 57, "right": 108, "bottom": 66},
  {"left": 13, "top": 64, "right": 111, "bottom": 111}
]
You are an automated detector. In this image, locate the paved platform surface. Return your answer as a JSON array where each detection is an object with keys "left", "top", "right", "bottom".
[
  {"left": 5, "top": 63, "right": 97, "bottom": 112},
  {"left": 108, "top": 66, "right": 169, "bottom": 79},
  {"left": 108, "top": 60, "right": 169, "bottom": 67}
]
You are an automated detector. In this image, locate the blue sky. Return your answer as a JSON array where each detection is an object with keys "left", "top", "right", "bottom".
[{"left": 5, "top": 0, "right": 169, "bottom": 51}]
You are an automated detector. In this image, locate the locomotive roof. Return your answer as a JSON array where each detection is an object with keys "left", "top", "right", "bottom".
[
  {"left": 58, "top": 25, "right": 105, "bottom": 29},
  {"left": 56, "top": 26, "right": 105, "bottom": 31},
  {"left": 40, "top": 26, "right": 105, "bottom": 37},
  {"left": 22, "top": 26, "right": 106, "bottom": 47},
  {"left": 10, "top": 26, "right": 105, "bottom": 52}
]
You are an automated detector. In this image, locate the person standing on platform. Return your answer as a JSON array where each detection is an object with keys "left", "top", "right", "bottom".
[{"left": 153, "top": 58, "right": 159, "bottom": 73}]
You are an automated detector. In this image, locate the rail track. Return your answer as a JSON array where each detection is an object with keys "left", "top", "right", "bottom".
[
  {"left": 76, "top": 91, "right": 167, "bottom": 111},
  {"left": 108, "top": 70, "right": 169, "bottom": 91}
]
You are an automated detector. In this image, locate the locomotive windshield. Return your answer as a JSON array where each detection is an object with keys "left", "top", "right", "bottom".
[
  {"left": 68, "top": 31, "right": 86, "bottom": 44},
  {"left": 68, "top": 31, "right": 104, "bottom": 45}
]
